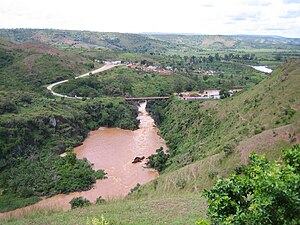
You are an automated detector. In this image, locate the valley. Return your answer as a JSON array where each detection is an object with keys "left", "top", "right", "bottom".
[{"left": 0, "top": 29, "right": 299, "bottom": 224}]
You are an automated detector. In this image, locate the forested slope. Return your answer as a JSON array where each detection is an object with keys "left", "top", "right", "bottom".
[{"left": 0, "top": 38, "right": 139, "bottom": 212}]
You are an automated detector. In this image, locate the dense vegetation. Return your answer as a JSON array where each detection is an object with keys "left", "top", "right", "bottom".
[
  {"left": 204, "top": 145, "right": 300, "bottom": 225},
  {"left": 0, "top": 39, "right": 139, "bottom": 212},
  {"left": 146, "top": 147, "right": 169, "bottom": 172},
  {"left": 0, "top": 97, "right": 138, "bottom": 212}
]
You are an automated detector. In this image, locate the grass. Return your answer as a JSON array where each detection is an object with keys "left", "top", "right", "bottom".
[
  {"left": 0, "top": 194, "right": 40, "bottom": 213},
  {"left": 3, "top": 193, "right": 207, "bottom": 225}
]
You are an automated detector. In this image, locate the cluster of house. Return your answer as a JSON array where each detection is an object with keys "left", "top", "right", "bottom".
[
  {"left": 194, "top": 69, "right": 221, "bottom": 76},
  {"left": 127, "top": 64, "right": 173, "bottom": 75},
  {"left": 176, "top": 89, "right": 242, "bottom": 100},
  {"left": 94, "top": 59, "right": 123, "bottom": 65}
]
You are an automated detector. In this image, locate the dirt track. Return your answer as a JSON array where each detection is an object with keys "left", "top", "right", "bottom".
[{"left": 46, "top": 61, "right": 119, "bottom": 99}]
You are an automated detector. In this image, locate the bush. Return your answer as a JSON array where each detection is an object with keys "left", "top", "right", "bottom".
[
  {"left": 146, "top": 147, "right": 169, "bottom": 172},
  {"left": 96, "top": 196, "right": 106, "bottom": 204},
  {"left": 204, "top": 145, "right": 300, "bottom": 225},
  {"left": 176, "top": 178, "right": 187, "bottom": 189},
  {"left": 95, "top": 169, "right": 107, "bottom": 180},
  {"left": 54, "top": 153, "right": 96, "bottom": 193},
  {"left": 223, "top": 143, "right": 234, "bottom": 156},
  {"left": 69, "top": 197, "right": 91, "bottom": 209},
  {"left": 0, "top": 101, "right": 18, "bottom": 114}
]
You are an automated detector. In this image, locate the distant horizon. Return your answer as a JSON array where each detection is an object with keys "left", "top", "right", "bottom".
[
  {"left": 1, "top": 0, "right": 300, "bottom": 38},
  {"left": 1, "top": 27, "right": 299, "bottom": 39}
]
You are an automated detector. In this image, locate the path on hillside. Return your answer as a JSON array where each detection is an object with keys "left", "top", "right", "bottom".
[{"left": 46, "top": 61, "right": 120, "bottom": 99}]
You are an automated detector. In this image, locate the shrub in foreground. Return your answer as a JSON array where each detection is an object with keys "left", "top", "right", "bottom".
[
  {"left": 69, "top": 197, "right": 91, "bottom": 209},
  {"left": 204, "top": 144, "right": 300, "bottom": 225}
]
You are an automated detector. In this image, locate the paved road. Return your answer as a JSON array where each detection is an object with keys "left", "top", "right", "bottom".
[{"left": 46, "top": 62, "right": 119, "bottom": 99}]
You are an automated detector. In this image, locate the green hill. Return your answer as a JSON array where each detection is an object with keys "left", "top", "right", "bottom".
[
  {"left": 150, "top": 59, "right": 300, "bottom": 170},
  {"left": 148, "top": 34, "right": 300, "bottom": 50},
  {"left": 0, "top": 29, "right": 178, "bottom": 54},
  {"left": 3, "top": 56, "right": 299, "bottom": 224},
  {"left": 143, "top": 59, "right": 300, "bottom": 197},
  {"left": 0, "top": 30, "right": 299, "bottom": 224},
  {"left": 0, "top": 37, "right": 95, "bottom": 94},
  {"left": 1, "top": 29, "right": 300, "bottom": 57}
]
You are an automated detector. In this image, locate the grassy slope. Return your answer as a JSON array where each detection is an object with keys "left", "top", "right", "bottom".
[
  {"left": 158, "top": 59, "right": 300, "bottom": 170},
  {"left": 148, "top": 34, "right": 300, "bottom": 50},
  {"left": 0, "top": 29, "right": 178, "bottom": 54},
  {"left": 4, "top": 194, "right": 206, "bottom": 225},
  {"left": 5, "top": 61, "right": 299, "bottom": 224},
  {"left": 0, "top": 38, "right": 94, "bottom": 94},
  {"left": 141, "top": 59, "right": 300, "bottom": 203}
]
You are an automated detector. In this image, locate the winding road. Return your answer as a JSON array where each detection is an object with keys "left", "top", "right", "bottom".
[{"left": 46, "top": 61, "right": 120, "bottom": 99}]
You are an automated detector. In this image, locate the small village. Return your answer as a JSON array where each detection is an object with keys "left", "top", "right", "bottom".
[
  {"left": 98, "top": 60, "right": 224, "bottom": 77},
  {"left": 127, "top": 63, "right": 173, "bottom": 75}
]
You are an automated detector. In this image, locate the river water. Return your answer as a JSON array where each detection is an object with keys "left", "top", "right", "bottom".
[{"left": 0, "top": 101, "right": 166, "bottom": 220}]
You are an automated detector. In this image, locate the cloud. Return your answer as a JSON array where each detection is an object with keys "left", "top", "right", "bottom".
[
  {"left": 0, "top": 0, "right": 300, "bottom": 38},
  {"left": 280, "top": 10, "right": 300, "bottom": 18},
  {"left": 282, "top": 0, "right": 300, "bottom": 3},
  {"left": 201, "top": 4, "right": 214, "bottom": 7},
  {"left": 244, "top": 0, "right": 271, "bottom": 6},
  {"left": 265, "top": 27, "right": 286, "bottom": 31},
  {"left": 231, "top": 12, "right": 261, "bottom": 21}
]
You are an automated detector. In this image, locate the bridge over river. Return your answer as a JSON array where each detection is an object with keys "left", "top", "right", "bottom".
[{"left": 125, "top": 96, "right": 170, "bottom": 101}]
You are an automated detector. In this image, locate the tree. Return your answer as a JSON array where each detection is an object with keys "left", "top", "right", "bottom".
[
  {"left": 204, "top": 145, "right": 300, "bottom": 225},
  {"left": 0, "top": 101, "right": 18, "bottom": 114},
  {"left": 208, "top": 55, "right": 214, "bottom": 63}
]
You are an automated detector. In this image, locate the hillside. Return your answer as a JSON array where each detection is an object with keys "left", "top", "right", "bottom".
[
  {"left": 0, "top": 38, "right": 139, "bottom": 212},
  {"left": 3, "top": 59, "right": 299, "bottom": 224},
  {"left": 0, "top": 37, "right": 95, "bottom": 94},
  {"left": 1, "top": 29, "right": 300, "bottom": 58},
  {"left": 149, "top": 59, "right": 300, "bottom": 170},
  {"left": 148, "top": 34, "right": 300, "bottom": 50},
  {"left": 142, "top": 59, "right": 300, "bottom": 204},
  {"left": 0, "top": 29, "right": 179, "bottom": 54}
]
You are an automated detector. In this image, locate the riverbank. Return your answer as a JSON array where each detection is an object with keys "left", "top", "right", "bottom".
[{"left": 0, "top": 101, "right": 167, "bottom": 221}]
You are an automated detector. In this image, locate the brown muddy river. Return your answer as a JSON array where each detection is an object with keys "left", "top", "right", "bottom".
[{"left": 0, "top": 101, "right": 167, "bottom": 220}]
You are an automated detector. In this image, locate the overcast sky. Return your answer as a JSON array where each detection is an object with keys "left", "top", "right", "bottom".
[{"left": 1, "top": 0, "right": 300, "bottom": 38}]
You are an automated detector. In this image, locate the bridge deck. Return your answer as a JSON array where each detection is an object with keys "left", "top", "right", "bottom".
[{"left": 125, "top": 96, "right": 170, "bottom": 101}]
